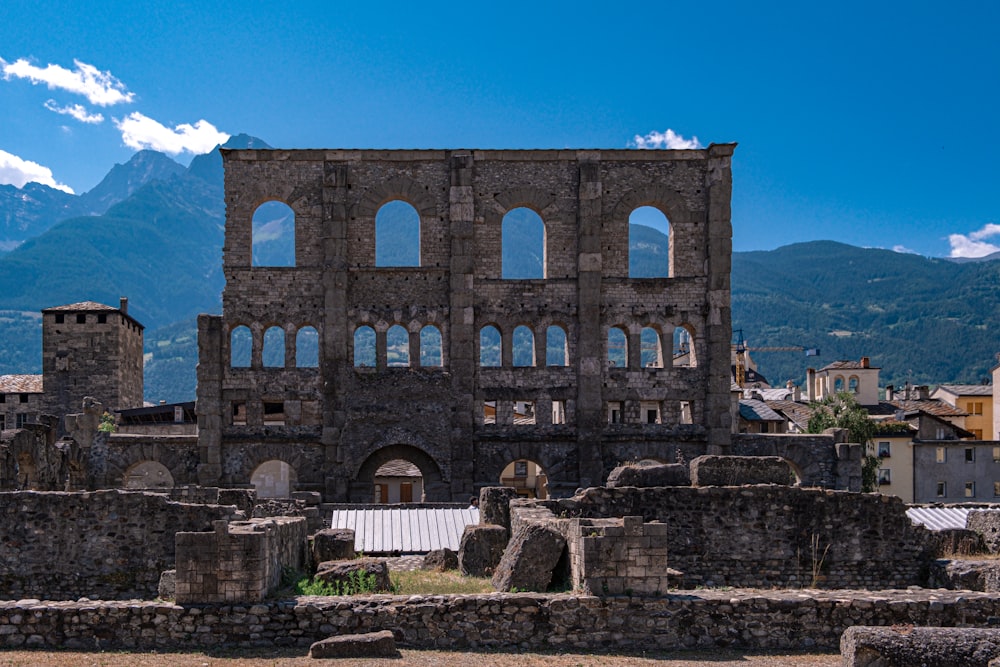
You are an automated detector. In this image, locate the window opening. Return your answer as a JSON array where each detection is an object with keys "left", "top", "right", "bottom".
[
  {"left": 877, "top": 442, "right": 891, "bottom": 458},
  {"left": 483, "top": 400, "right": 497, "bottom": 425},
  {"left": 420, "top": 325, "right": 443, "bottom": 367},
  {"left": 502, "top": 207, "right": 545, "bottom": 279},
  {"left": 263, "top": 401, "right": 285, "bottom": 425},
  {"left": 252, "top": 201, "right": 296, "bottom": 267},
  {"left": 230, "top": 326, "right": 252, "bottom": 368},
  {"left": 513, "top": 326, "right": 535, "bottom": 367},
  {"left": 499, "top": 459, "right": 549, "bottom": 499},
  {"left": 546, "top": 325, "right": 568, "bottom": 366},
  {"left": 480, "top": 326, "right": 501, "bottom": 367},
  {"left": 387, "top": 325, "right": 410, "bottom": 367},
  {"left": 628, "top": 206, "right": 670, "bottom": 278},
  {"left": 552, "top": 400, "right": 567, "bottom": 425},
  {"left": 262, "top": 326, "right": 285, "bottom": 368},
  {"left": 251, "top": 460, "right": 296, "bottom": 498},
  {"left": 641, "top": 327, "right": 662, "bottom": 368},
  {"left": 514, "top": 400, "right": 536, "bottom": 425},
  {"left": 354, "top": 326, "right": 376, "bottom": 367},
  {"left": 376, "top": 200, "right": 420, "bottom": 267},
  {"left": 673, "top": 326, "right": 696, "bottom": 367},
  {"left": 296, "top": 326, "right": 319, "bottom": 367},
  {"left": 607, "top": 327, "right": 627, "bottom": 369}
]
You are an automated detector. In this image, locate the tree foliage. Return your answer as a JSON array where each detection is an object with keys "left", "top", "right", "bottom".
[{"left": 806, "top": 391, "right": 880, "bottom": 492}]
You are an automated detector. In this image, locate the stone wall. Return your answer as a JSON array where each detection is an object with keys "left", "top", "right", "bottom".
[
  {"left": 0, "top": 589, "right": 995, "bottom": 652},
  {"left": 531, "top": 485, "right": 933, "bottom": 590},
  {"left": 568, "top": 516, "right": 671, "bottom": 595},
  {"left": 0, "top": 490, "right": 238, "bottom": 600},
  {"left": 175, "top": 516, "right": 307, "bottom": 603}
]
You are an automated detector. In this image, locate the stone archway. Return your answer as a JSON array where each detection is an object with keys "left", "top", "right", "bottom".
[
  {"left": 250, "top": 459, "right": 297, "bottom": 498},
  {"left": 352, "top": 445, "right": 445, "bottom": 503},
  {"left": 123, "top": 460, "right": 175, "bottom": 490}
]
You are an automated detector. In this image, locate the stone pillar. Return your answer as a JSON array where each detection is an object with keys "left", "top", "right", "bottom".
[
  {"left": 323, "top": 160, "right": 350, "bottom": 500},
  {"left": 705, "top": 143, "right": 736, "bottom": 454},
  {"left": 196, "top": 314, "right": 223, "bottom": 485},
  {"left": 575, "top": 153, "right": 604, "bottom": 489},
  {"left": 448, "top": 151, "right": 476, "bottom": 499}
]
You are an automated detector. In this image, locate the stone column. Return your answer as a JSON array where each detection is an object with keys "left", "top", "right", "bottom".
[{"left": 196, "top": 314, "right": 223, "bottom": 485}]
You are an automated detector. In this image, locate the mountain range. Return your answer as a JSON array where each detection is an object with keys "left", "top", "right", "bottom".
[{"left": 0, "top": 140, "right": 996, "bottom": 403}]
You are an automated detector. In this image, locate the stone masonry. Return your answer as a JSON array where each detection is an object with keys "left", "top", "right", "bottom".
[{"left": 196, "top": 146, "right": 737, "bottom": 501}]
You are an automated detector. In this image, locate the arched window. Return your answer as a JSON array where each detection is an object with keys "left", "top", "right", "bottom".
[
  {"left": 502, "top": 207, "right": 545, "bottom": 278},
  {"left": 376, "top": 200, "right": 420, "bottom": 267},
  {"left": 354, "top": 326, "right": 376, "bottom": 367},
  {"left": 513, "top": 325, "right": 535, "bottom": 367},
  {"left": 262, "top": 326, "right": 285, "bottom": 367},
  {"left": 608, "top": 327, "right": 627, "bottom": 369},
  {"left": 296, "top": 326, "right": 319, "bottom": 368},
  {"left": 480, "top": 325, "right": 501, "bottom": 367},
  {"left": 629, "top": 206, "right": 670, "bottom": 278},
  {"left": 230, "top": 325, "right": 252, "bottom": 368},
  {"left": 641, "top": 327, "right": 663, "bottom": 368},
  {"left": 419, "top": 325, "right": 443, "bottom": 367},
  {"left": 848, "top": 376, "right": 859, "bottom": 393},
  {"left": 499, "top": 459, "right": 549, "bottom": 499},
  {"left": 387, "top": 325, "right": 410, "bottom": 367},
  {"left": 834, "top": 376, "right": 845, "bottom": 392},
  {"left": 251, "top": 460, "right": 296, "bottom": 499},
  {"left": 546, "top": 325, "right": 568, "bottom": 366},
  {"left": 252, "top": 201, "right": 295, "bottom": 267},
  {"left": 673, "top": 325, "right": 696, "bottom": 367}
]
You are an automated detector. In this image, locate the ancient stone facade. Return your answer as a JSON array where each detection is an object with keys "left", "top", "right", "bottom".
[
  {"left": 41, "top": 299, "right": 144, "bottom": 431},
  {"left": 197, "top": 147, "right": 736, "bottom": 501}
]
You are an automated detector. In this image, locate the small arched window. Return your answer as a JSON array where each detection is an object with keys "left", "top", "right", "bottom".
[
  {"left": 387, "top": 325, "right": 410, "bottom": 367},
  {"left": 262, "top": 326, "right": 285, "bottom": 367},
  {"left": 848, "top": 376, "right": 859, "bottom": 393},
  {"left": 673, "top": 325, "right": 696, "bottom": 367},
  {"left": 252, "top": 201, "right": 295, "bottom": 267},
  {"left": 513, "top": 325, "right": 535, "bottom": 367},
  {"left": 480, "top": 325, "right": 501, "bottom": 367},
  {"left": 502, "top": 207, "right": 545, "bottom": 279},
  {"left": 834, "top": 376, "right": 845, "bottom": 393},
  {"left": 230, "top": 325, "right": 252, "bottom": 368},
  {"left": 376, "top": 200, "right": 420, "bottom": 267},
  {"left": 608, "top": 327, "right": 627, "bottom": 369},
  {"left": 546, "top": 325, "right": 568, "bottom": 366},
  {"left": 420, "top": 325, "right": 443, "bottom": 367},
  {"left": 641, "top": 327, "right": 663, "bottom": 368},
  {"left": 354, "top": 326, "right": 376, "bottom": 367},
  {"left": 629, "top": 206, "right": 670, "bottom": 278},
  {"left": 296, "top": 326, "right": 319, "bottom": 368}
]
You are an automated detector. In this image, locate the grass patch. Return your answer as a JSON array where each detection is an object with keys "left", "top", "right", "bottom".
[{"left": 392, "top": 569, "right": 494, "bottom": 595}]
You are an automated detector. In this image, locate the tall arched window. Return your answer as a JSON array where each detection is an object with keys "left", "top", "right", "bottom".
[
  {"left": 834, "top": 376, "right": 845, "bottom": 392},
  {"left": 354, "top": 326, "right": 376, "bottom": 367},
  {"left": 376, "top": 200, "right": 420, "bottom": 267},
  {"left": 513, "top": 325, "right": 535, "bottom": 367},
  {"left": 629, "top": 206, "right": 670, "bottom": 278},
  {"left": 262, "top": 326, "right": 285, "bottom": 367},
  {"left": 673, "top": 325, "right": 696, "bottom": 367},
  {"left": 480, "top": 325, "right": 501, "bottom": 367},
  {"left": 387, "top": 325, "right": 410, "bottom": 367},
  {"left": 546, "top": 325, "right": 568, "bottom": 366},
  {"left": 641, "top": 327, "right": 663, "bottom": 368},
  {"left": 608, "top": 327, "right": 627, "bottom": 369},
  {"left": 848, "top": 376, "right": 859, "bottom": 393},
  {"left": 502, "top": 207, "right": 545, "bottom": 278},
  {"left": 252, "top": 201, "right": 295, "bottom": 267},
  {"left": 230, "top": 325, "right": 252, "bottom": 368},
  {"left": 296, "top": 326, "right": 319, "bottom": 368},
  {"left": 420, "top": 325, "right": 443, "bottom": 367}
]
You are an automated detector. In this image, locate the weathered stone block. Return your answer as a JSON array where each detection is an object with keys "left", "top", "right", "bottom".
[
  {"left": 841, "top": 626, "right": 1000, "bottom": 667},
  {"left": 422, "top": 548, "right": 458, "bottom": 572},
  {"left": 309, "top": 630, "right": 398, "bottom": 659},
  {"left": 458, "top": 524, "right": 508, "bottom": 577},
  {"left": 311, "top": 529, "right": 356, "bottom": 567},
  {"left": 315, "top": 558, "right": 392, "bottom": 593},
  {"left": 491, "top": 522, "right": 566, "bottom": 592},
  {"left": 479, "top": 486, "right": 519, "bottom": 533},
  {"left": 690, "top": 455, "right": 795, "bottom": 487},
  {"left": 157, "top": 570, "right": 176, "bottom": 600},
  {"left": 606, "top": 461, "right": 690, "bottom": 488},
  {"left": 968, "top": 511, "right": 1000, "bottom": 554}
]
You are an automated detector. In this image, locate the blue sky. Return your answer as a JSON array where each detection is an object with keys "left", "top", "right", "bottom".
[{"left": 1, "top": 0, "right": 997, "bottom": 257}]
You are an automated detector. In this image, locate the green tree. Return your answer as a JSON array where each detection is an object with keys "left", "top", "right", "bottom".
[{"left": 806, "top": 392, "right": 880, "bottom": 492}]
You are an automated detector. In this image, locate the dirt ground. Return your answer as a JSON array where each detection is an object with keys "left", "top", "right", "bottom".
[{"left": 0, "top": 648, "right": 842, "bottom": 666}]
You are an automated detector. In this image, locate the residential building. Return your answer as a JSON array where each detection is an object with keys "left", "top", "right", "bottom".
[
  {"left": 932, "top": 384, "right": 994, "bottom": 441},
  {"left": 0, "top": 375, "right": 43, "bottom": 431}
]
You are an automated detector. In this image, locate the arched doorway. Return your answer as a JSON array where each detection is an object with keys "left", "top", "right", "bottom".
[
  {"left": 123, "top": 460, "right": 174, "bottom": 490},
  {"left": 251, "top": 459, "right": 296, "bottom": 498},
  {"left": 373, "top": 459, "right": 424, "bottom": 504},
  {"left": 353, "top": 445, "right": 446, "bottom": 503},
  {"left": 499, "top": 459, "right": 549, "bottom": 499}
]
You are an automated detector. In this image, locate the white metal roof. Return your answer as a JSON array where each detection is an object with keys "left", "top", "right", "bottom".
[
  {"left": 903, "top": 506, "right": 1000, "bottom": 531},
  {"left": 329, "top": 507, "right": 480, "bottom": 553}
]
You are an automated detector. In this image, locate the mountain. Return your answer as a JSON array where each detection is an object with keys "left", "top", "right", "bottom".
[{"left": 0, "top": 150, "right": 190, "bottom": 253}]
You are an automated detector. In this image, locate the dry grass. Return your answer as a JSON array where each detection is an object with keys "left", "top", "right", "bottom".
[
  {"left": 391, "top": 569, "right": 495, "bottom": 595},
  {"left": 0, "top": 648, "right": 842, "bottom": 666}
]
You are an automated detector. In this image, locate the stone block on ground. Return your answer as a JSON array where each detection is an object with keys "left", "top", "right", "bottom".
[
  {"left": 491, "top": 522, "right": 566, "bottom": 592},
  {"left": 606, "top": 461, "right": 689, "bottom": 488},
  {"left": 311, "top": 529, "right": 356, "bottom": 568},
  {"left": 928, "top": 559, "right": 1000, "bottom": 592},
  {"left": 157, "top": 570, "right": 175, "bottom": 600},
  {"left": 422, "top": 548, "right": 458, "bottom": 571},
  {"left": 841, "top": 626, "right": 1000, "bottom": 667},
  {"left": 690, "top": 455, "right": 795, "bottom": 487},
  {"left": 309, "top": 630, "right": 398, "bottom": 659},
  {"left": 479, "top": 486, "right": 519, "bottom": 533},
  {"left": 315, "top": 558, "right": 392, "bottom": 593},
  {"left": 967, "top": 511, "right": 1000, "bottom": 554},
  {"left": 458, "top": 524, "right": 508, "bottom": 577},
  {"left": 929, "top": 528, "right": 987, "bottom": 557}
]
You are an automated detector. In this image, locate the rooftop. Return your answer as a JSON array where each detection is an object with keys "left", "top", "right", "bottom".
[{"left": 0, "top": 374, "right": 43, "bottom": 393}]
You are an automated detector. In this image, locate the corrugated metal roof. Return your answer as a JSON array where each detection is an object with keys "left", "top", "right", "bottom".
[
  {"left": 0, "top": 375, "right": 43, "bottom": 393},
  {"left": 906, "top": 506, "right": 986, "bottom": 531},
  {"left": 330, "top": 507, "right": 480, "bottom": 553}
]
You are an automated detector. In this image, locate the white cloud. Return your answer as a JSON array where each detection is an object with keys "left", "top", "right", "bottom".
[
  {"left": 2, "top": 57, "right": 134, "bottom": 106},
  {"left": 44, "top": 99, "right": 104, "bottom": 124},
  {"left": 0, "top": 149, "right": 74, "bottom": 193},
  {"left": 948, "top": 223, "right": 1000, "bottom": 258},
  {"left": 631, "top": 129, "right": 703, "bottom": 150},
  {"left": 892, "top": 245, "right": 918, "bottom": 254},
  {"left": 114, "top": 112, "right": 230, "bottom": 155}
]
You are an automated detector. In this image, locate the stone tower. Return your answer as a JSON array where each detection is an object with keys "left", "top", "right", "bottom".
[{"left": 41, "top": 298, "right": 144, "bottom": 427}]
